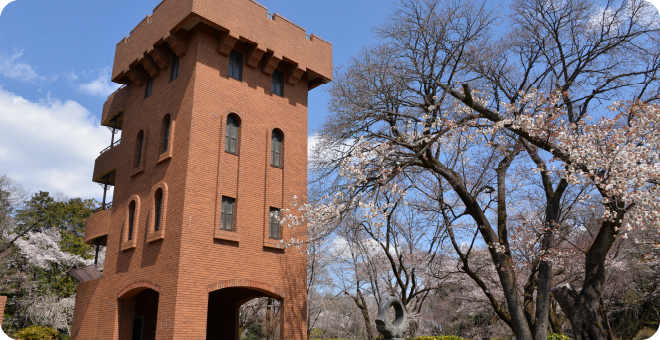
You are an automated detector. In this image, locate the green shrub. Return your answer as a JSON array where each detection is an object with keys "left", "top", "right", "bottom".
[
  {"left": 14, "top": 326, "right": 59, "bottom": 340},
  {"left": 547, "top": 333, "right": 571, "bottom": 340}
]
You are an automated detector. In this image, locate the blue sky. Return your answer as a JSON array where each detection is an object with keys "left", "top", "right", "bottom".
[{"left": 0, "top": 0, "right": 396, "bottom": 201}]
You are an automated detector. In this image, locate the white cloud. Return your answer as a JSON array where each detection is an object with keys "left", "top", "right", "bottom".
[
  {"left": 308, "top": 134, "right": 319, "bottom": 160},
  {"left": 0, "top": 49, "right": 54, "bottom": 83},
  {"left": 650, "top": 0, "right": 660, "bottom": 13},
  {"left": 330, "top": 235, "right": 382, "bottom": 261},
  {"left": 76, "top": 68, "right": 120, "bottom": 97},
  {"left": 0, "top": 87, "right": 111, "bottom": 200},
  {"left": 0, "top": 0, "right": 16, "bottom": 18}
]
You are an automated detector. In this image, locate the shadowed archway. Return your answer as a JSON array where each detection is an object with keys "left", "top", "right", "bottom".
[
  {"left": 206, "top": 280, "right": 284, "bottom": 340},
  {"left": 117, "top": 281, "right": 161, "bottom": 340}
]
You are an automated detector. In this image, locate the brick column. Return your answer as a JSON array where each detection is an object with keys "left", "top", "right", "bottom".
[{"left": 0, "top": 295, "right": 6, "bottom": 325}]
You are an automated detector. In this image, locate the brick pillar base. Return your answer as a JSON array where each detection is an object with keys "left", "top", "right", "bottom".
[{"left": 0, "top": 295, "right": 6, "bottom": 326}]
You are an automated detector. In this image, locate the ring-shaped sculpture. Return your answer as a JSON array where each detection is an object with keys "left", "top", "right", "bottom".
[{"left": 375, "top": 295, "right": 409, "bottom": 339}]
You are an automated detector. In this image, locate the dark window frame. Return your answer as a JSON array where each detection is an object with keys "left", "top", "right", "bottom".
[
  {"left": 136, "top": 131, "right": 145, "bottom": 168},
  {"left": 170, "top": 54, "right": 180, "bottom": 81},
  {"left": 271, "top": 69, "right": 284, "bottom": 97},
  {"left": 154, "top": 189, "right": 163, "bottom": 231},
  {"left": 269, "top": 207, "right": 280, "bottom": 239},
  {"left": 220, "top": 196, "right": 236, "bottom": 231},
  {"left": 225, "top": 115, "right": 240, "bottom": 154},
  {"left": 128, "top": 201, "right": 136, "bottom": 241},
  {"left": 162, "top": 116, "right": 171, "bottom": 153},
  {"left": 145, "top": 75, "right": 153, "bottom": 98},
  {"left": 228, "top": 50, "right": 243, "bottom": 81},
  {"left": 271, "top": 130, "right": 283, "bottom": 168}
]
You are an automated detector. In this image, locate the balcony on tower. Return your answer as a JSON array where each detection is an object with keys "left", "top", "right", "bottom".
[
  {"left": 84, "top": 208, "right": 110, "bottom": 246},
  {"left": 92, "top": 87, "right": 126, "bottom": 212},
  {"left": 102, "top": 85, "right": 128, "bottom": 126}
]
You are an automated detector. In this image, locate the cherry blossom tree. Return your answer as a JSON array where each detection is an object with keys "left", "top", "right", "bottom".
[
  {"left": 283, "top": 0, "right": 660, "bottom": 339},
  {"left": 0, "top": 182, "right": 100, "bottom": 336}
]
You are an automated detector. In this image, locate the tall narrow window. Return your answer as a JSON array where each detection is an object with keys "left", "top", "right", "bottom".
[
  {"left": 269, "top": 207, "right": 280, "bottom": 239},
  {"left": 170, "top": 54, "right": 180, "bottom": 81},
  {"left": 271, "top": 130, "right": 283, "bottom": 168},
  {"left": 154, "top": 189, "right": 163, "bottom": 231},
  {"left": 221, "top": 196, "right": 235, "bottom": 231},
  {"left": 128, "top": 201, "right": 136, "bottom": 240},
  {"left": 228, "top": 50, "right": 243, "bottom": 81},
  {"left": 136, "top": 131, "right": 144, "bottom": 167},
  {"left": 162, "top": 116, "right": 171, "bottom": 153},
  {"left": 145, "top": 75, "right": 153, "bottom": 98},
  {"left": 225, "top": 115, "right": 239, "bottom": 154},
  {"left": 272, "top": 69, "right": 284, "bottom": 97}
]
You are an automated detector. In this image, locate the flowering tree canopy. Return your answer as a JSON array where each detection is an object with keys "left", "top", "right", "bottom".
[{"left": 286, "top": 0, "right": 660, "bottom": 339}]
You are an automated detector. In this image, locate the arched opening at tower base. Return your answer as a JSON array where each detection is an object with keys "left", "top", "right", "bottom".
[
  {"left": 206, "top": 287, "right": 282, "bottom": 340},
  {"left": 117, "top": 288, "right": 160, "bottom": 340}
]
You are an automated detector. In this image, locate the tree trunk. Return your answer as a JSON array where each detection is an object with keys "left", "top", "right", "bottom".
[
  {"left": 552, "top": 216, "right": 620, "bottom": 340},
  {"left": 266, "top": 298, "right": 275, "bottom": 340},
  {"left": 521, "top": 140, "right": 566, "bottom": 340},
  {"left": 553, "top": 284, "right": 612, "bottom": 340},
  {"left": 549, "top": 299, "right": 563, "bottom": 335},
  {"left": 534, "top": 252, "right": 553, "bottom": 340},
  {"left": 523, "top": 263, "right": 539, "bottom": 330},
  {"left": 431, "top": 148, "right": 534, "bottom": 340},
  {"left": 346, "top": 289, "right": 375, "bottom": 340}
]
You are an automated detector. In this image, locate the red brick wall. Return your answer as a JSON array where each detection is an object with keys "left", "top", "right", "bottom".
[
  {"left": 111, "top": 0, "right": 332, "bottom": 84},
  {"left": 72, "top": 0, "right": 330, "bottom": 338},
  {"left": 0, "top": 295, "right": 6, "bottom": 326}
]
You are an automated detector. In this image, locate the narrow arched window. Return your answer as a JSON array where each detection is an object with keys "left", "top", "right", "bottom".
[
  {"left": 269, "top": 207, "right": 280, "bottom": 239},
  {"left": 170, "top": 54, "right": 180, "bottom": 81},
  {"left": 225, "top": 115, "right": 240, "bottom": 154},
  {"left": 162, "top": 115, "right": 171, "bottom": 153},
  {"left": 136, "top": 131, "right": 145, "bottom": 167},
  {"left": 154, "top": 188, "right": 163, "bottom": 231},
  {"left": 145, "top": 75, "right": 153, "bottom": 98},
  {"left": 128, "top": 201, "right": 136, "bottom": 240},
  {"left": 271, "top": 130, "right": 283, "bottom": 168},
  {"left": 272, "top": 69, "right": 284, "bottom": 97},
  {"left": 228, "top": 50, "right": 243, "bottom": 81}
]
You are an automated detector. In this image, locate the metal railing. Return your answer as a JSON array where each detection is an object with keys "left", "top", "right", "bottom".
[
  {"left": 107, "top": 84, "right": 126, "bottom": 99},
  {"left": 92, "top": 201, "right": 113, "bottom": 213},
  {"left": 267, "top": 12, "right": 273, "bottom": 20},
  {"left": 99, "top": 139, "right": 121, "bottom": 155}
]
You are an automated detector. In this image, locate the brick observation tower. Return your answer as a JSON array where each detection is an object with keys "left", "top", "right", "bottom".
[{"left": 69, "top": 0, "right": 332, "bottom": 338}]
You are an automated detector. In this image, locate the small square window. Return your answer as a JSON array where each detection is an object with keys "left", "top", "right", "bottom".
[
  {"left": 272, "top": 69, "right": 284, "bottom": 97},
  {"left": 145, "top": 75, "right": 153, "bottom": 98},
  {"left": 170, "top": 54, "right": 179, "bottom": 81},
  {"left": 221, "top": 196, "right": 236, "bottom": 231},
  {"left": 228, "top": 50, "right": 243, "bottom": 81}
]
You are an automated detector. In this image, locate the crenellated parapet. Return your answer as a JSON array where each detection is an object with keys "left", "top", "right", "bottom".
[{"left": 111, "top": 0, "right": 332, "bottom": 90}]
